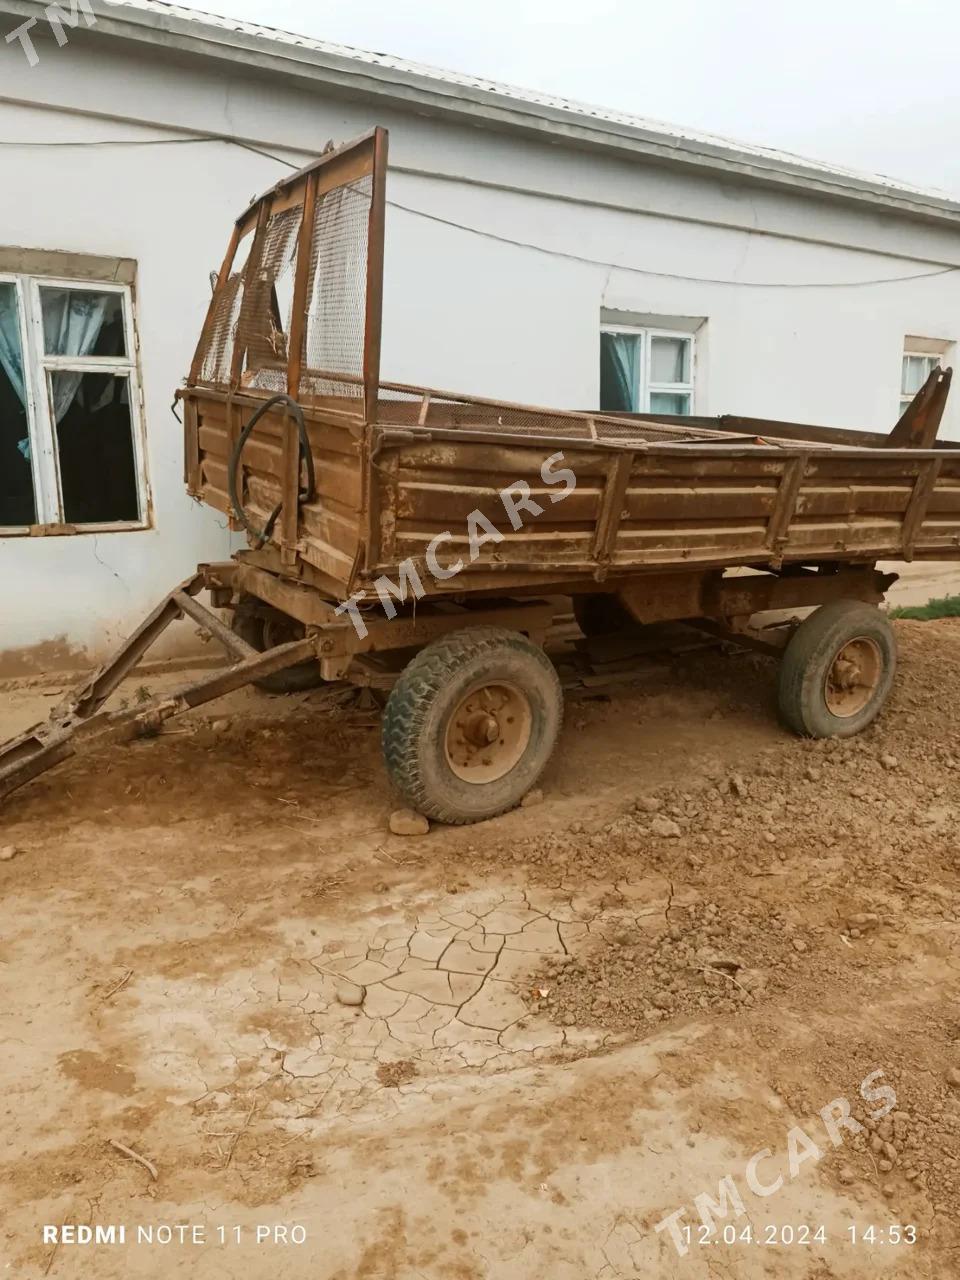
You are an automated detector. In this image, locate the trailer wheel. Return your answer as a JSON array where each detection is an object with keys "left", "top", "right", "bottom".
[
  {"left": 231, "top": 594, "right": 325, "bottom": 694},
  {"left": 382, "top": 627, "right": 563, "bottom": 824},
  {"left": 778, "top": 600, "right": 896, "bottom": 738},
  {"left": 573, "top": 593, "right": 633, "bottom": 637}
]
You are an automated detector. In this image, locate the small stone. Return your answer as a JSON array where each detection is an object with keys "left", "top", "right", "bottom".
[
  {"left": 211, "top": 718, "right": 230, "bottom": 734},
  {"left": 847, "top": 912, "right": 880, "bottom": 932},
  {"left": 389, "top": 809, "right": 429, "bottom": 837},
  {"left": 805, "top": 766, "right": 822, "bottom": 783},
  {"left": 837, "top": 1166, "right": 856, "bottom": 1185},
  {"left": 738, "top": 968, "right": 767, "bottom": 993},
  {"left": 882, "top": 1184, "right": 896, "bottom": 1199},
  {"left": 520, "top": 788, "right": 544, "bottom": 809},
  {"left": 878, "top": 1158, "right": 893, "bottom": 1172},
  {"left": 334, "top": 981, "right": 365, "bottom": 1007},
  {"left": 0, "top": 846, "right": 17, "bottom": 862},
  {"left": 729, "top": 774, "right": 748, "bottom": 798},
  {"left": 880, "top": 754, "right": 899, "bottom": 770},
  {"left": 650, "top": 816, "right": 681, "bottom": 839},
  {"left": 636, "top": 796, "right": 662, "bottom": 813},
  {"left": 651, "top": 991, "right": 673, "bottom": 1010},
  {"left": 945, "top": 1067, "right": 960, "bottom": 1088},
  {"left": 792, "top": 938, "right": 808, "bottom": 953}
]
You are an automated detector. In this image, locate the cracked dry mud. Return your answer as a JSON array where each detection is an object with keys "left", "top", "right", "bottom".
[{"left": 1, "top": 617, "right": 960, "bottom": 1279}]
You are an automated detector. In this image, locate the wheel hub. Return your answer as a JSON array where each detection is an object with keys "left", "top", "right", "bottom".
[
  {"left": 824, "top": 637, "right": 882, "bottom": 717},
  {"left": 445, "top": 682, "right": 533, "bottom": 784}
]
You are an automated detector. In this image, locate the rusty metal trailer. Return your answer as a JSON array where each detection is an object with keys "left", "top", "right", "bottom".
[{"left": 4, "top": 127, "right": 960, "bottom": 821}]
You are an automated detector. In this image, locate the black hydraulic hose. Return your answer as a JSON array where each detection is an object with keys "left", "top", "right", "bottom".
[{"left": 228, "top": 394, "right": 315, "bottom": 548}]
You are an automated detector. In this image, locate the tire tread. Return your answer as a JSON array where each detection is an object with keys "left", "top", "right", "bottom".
[
  {"left": 778, "top": 600, "right": 895, "bottom": 738},
  {"left": 382, "top": 627, "right": 561, "bottom": 824}
]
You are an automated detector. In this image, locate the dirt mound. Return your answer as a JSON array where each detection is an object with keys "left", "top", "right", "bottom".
[
  {"left": 3, "top": 616, "right": 960, "bottom": 1277},
  {"left": 517, "top": 619, "right": 960, "bottom": 1239}
]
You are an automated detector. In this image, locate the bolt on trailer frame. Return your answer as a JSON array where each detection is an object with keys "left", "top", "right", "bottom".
[{"left": 3, "top": 126, "right": 960, "bottom": 820}]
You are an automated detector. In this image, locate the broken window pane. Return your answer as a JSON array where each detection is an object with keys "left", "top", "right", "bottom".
[
  {"left": 40, "top": 288, "right": 127, "bottom": 358},
  {"left": 0, "top": 281, "right": 36, "bottom": 527},
  {"left": 50, "top": 371, "right": 139, "bottom": 524}
]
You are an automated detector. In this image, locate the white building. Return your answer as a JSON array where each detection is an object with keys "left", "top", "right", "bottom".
[{"left": 2, "top": 0, "right": 960, "bottom": 670}]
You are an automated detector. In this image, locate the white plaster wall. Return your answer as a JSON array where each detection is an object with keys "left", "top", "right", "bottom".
[{"left": 1, "top": 32, "right": 959, "bottom": 664}]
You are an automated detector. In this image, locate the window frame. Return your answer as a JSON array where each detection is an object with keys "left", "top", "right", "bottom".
[
  {"left": 600, "top": 323, "right": 696, "bottom": 415},
  {"left": 0, "top": 273, "right": 149, "bottom": 536},
  {"left": 899, "top": 348, "right": 942, "bottom": 417}
]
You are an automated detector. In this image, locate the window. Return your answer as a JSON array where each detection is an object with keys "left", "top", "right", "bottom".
[
  {"left": 600, "top": 327, "right": 695, "bottom": 415},
  {"left": 900, "top": 344, "right": 944, "bottom": 416},
  {"left": 0, "top": 276, "right": 146, "bottom": 533}
]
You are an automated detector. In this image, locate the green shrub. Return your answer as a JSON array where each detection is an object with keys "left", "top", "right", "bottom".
[{"left": 889, "top": 594, "right": 960, "bottom": 620}]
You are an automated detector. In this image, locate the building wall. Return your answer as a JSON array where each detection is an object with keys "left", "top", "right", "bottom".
[{"left": 2, "top": 30, "right": 960, "bottom": 666}]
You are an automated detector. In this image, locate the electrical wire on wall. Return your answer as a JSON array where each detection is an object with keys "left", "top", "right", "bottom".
[{"left": 2, "top": 131, "right": 958, "bottom": 289}]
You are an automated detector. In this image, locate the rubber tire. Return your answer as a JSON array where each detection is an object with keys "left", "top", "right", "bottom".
[
  {"left": 382, "top": 627, "right": 563, "bottom": 825},
  {"left": 231, "top": 595, "right": 325, "bottom": 694},
  {"left": 778, "top": 600, "right": 896, "bottom": 738},
  {"left": 573, "top": 593, "right": 634, "bottom": 637}
]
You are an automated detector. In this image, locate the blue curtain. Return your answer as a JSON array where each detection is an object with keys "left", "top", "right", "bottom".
[
  {"left": 600, "top": 332, "right": 640, "bottom": 412},
  {"left": 0, "top": 283, "right": 29, "bottom": 461},
  {"left": 41, "top": 289, "right": 109, "bottom": 421},
  {"left": 0, "top": 283, "right": 25, "bottom": 406}
]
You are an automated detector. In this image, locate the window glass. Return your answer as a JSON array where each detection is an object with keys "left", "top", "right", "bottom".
[
  {"left": 50, "top": 371, "right": 139, "bottom": 524},
  {"left": 900, "top": 352, "right": 941, "bottom": 414},
  {"left": 651, "top": 391, "right": 692, "bottom": 415},
  {"left": 651, "top": 335, "right": 689, "bottom": 384},
  {"left": 600, "top": 326, "right": 695, "bottom": 416},
  {"left": 1, "top": 275, "right": 144, "bottom": 535},
  {"left": 40, "top": 288, "right": 127, "bottom": 358},
  {"left": 0, "top": 282, "right": 36, "bottom": 526}
]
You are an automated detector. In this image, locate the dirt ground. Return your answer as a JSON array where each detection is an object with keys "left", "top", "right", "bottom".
[{"left": 1, "top": 616, "right": 959, "bottom": 1279}]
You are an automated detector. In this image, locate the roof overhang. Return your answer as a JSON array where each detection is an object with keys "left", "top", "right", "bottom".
[{"left": 3, "top": 0, "right": 960, "bottom": 228}]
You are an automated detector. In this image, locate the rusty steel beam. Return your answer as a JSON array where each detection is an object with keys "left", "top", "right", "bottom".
[
  {"left": 619, "top": 566, "right": 895, "bottom": 626},
  {"left": 900, "top": 456, "right": 943, "bottom": 560},
  {"left": 170, "top": 590, "right": 257, "bottom": 661},
  {"left": 0, "top": 634, "right": 322, "bottom": 804},
  {"left": 888, "top": 366, "right": 953, "bottom": 450},
  {"left": 50, "top": 573, "right": 205, "bottom": 724},
  {"left": 363, "top": 127, "right": 389, "bottom": 425}
]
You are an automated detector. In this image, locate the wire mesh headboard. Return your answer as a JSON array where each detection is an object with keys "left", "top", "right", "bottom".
[
  {"left": 188, "top": 127, "right": 747, "bottom": 449},
  {"left": 189, "top": 128, "right": 388, "bottom": 421}
]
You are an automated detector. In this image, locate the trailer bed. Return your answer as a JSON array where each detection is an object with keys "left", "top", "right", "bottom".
[{"left": 180, "top": 128, "right": 960, "bottom": 603}]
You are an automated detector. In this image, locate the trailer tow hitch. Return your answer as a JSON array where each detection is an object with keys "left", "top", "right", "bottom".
[{"left": 0, "top": 569, "right": 320, "bottom": 804}]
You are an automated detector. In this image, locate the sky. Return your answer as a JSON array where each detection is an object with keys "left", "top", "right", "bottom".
[{"left": 182, "top": 0, "right": 960, "bottom": 195}]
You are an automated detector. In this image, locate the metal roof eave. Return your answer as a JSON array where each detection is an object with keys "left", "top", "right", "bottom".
[{"left": 4, "top": 0, "right": 960, "bottom": 228}]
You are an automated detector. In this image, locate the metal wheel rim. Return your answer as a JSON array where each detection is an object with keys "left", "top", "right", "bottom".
[
  {"left": 444, "top": 681, "right": 533, "bottom": 784},
  {"left": 824, "top": 636, "right": 883, "bottom": 717}
]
